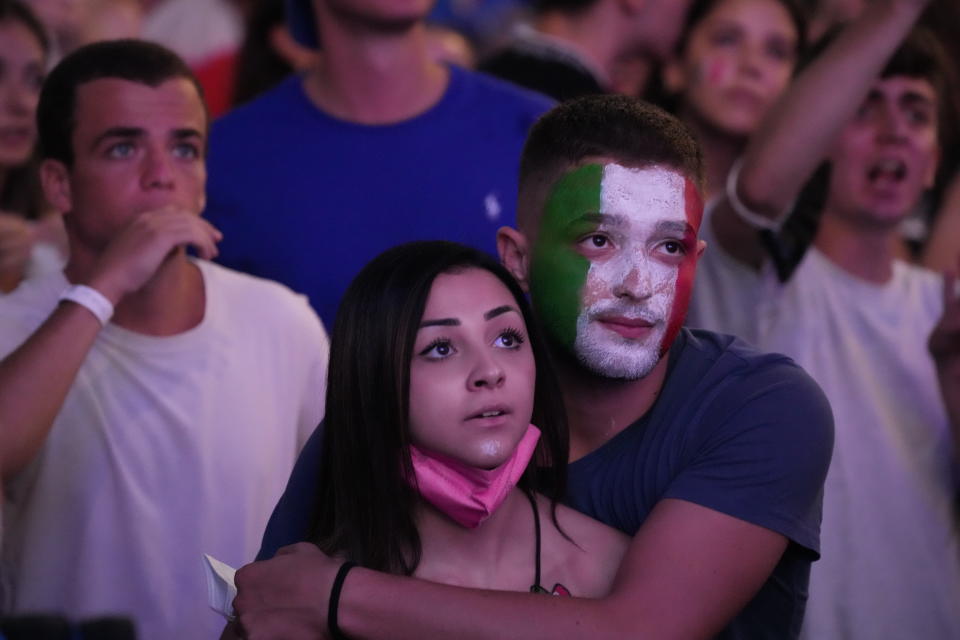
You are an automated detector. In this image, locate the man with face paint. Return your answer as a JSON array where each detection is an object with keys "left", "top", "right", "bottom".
[
  {"left": 232, "top": 96, "right": 833, "bottom": 640},
  {"left": 522, "top": 162, "right": 702, "bottom": 382},
  {"left": 688, "top": 0, "right": 960, "bottom": 637},
  {"left": 203, "top": 0, "right": 553, "bottom": 330}
]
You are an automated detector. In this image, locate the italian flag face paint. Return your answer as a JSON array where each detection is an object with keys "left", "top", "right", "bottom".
[
  {"left": 529, "top": 163, "right": 703, "bottom": 379},
  {"left": 529, "top": 164, "right": 602, "bottom": 351}
]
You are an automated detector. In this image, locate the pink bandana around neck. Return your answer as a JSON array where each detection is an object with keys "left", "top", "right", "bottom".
[{"left": 409, "top": 424, "right": 542, "bottom": 529}]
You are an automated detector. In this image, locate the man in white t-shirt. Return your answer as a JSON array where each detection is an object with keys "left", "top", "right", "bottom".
[
  {"left": 688, "top": 1, "right": 960, "bottom": 638},
  {"left": 0, "top": 40, "right": 329, "bottom": 640}
]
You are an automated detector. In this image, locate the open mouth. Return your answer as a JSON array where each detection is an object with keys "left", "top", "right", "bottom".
[
  {"left": 468, "top": 406, "right": 510, "bottom": 421},
  {"left": 867, "top": 158, "right": 908, "bottom": 185}
]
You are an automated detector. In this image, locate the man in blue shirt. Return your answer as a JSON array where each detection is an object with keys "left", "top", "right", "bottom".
[{"left": 204, "top": 0, "right": 553, "bottom": 328}]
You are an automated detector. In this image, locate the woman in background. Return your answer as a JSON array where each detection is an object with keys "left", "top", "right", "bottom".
[
  {"left": 660, "top": 0, "right": 807, "bottom": 200},
  {"left": 0, "top": 0, "right": 66, "bottom": 293}
]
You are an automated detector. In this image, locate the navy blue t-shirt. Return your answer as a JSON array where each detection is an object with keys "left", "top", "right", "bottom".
[
  {"left": 567, "top": 329, "right": 833, "bottom": 639},
  {"left": 204, "top": 65, "right": 553, "bottom": 329},
  {"left": 257, "top": 329, "right": 833, "bottom": 638}
]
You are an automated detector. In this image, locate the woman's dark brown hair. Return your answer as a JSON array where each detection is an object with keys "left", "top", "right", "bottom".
[{"left": 309, "top": 241, "right": 569, "bottom": 574}]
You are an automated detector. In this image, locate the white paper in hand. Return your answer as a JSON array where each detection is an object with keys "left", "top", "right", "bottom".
[{"left": 203, "top": 553, "right": 237, "bottom": 620}]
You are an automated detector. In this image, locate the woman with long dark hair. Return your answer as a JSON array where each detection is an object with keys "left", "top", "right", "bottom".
[
  {"left": 0, "top": 0, "right": 66, "bottom": 293},
  {"left": 306, "top": 240, "right": 627, "bottom": 592}
]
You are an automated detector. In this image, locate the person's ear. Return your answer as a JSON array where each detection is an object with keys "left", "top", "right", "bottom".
[
  {"left": 497, "top": 226, "right": 532, "bottom": 291},
  {"left": 269, "top": 24, "right": 319, "bottom": 71},
  {"left": 40, "top": 159, "right": 72, "bottom": 214}
]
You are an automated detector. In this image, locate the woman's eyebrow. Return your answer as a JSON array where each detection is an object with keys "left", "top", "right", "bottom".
[
  {"left": 419, "top": 305, "right": 518, "bottom": 327},
  {"left": 420, "top": 318, "right": 459, "bottom": 328},
  {"left": 484, "top": 305, "right": 519, "bottom": 320}
]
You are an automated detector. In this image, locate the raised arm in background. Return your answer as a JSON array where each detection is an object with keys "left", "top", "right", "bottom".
[{"left": 711, "top": 0, "right": 931, "bottom": 269}]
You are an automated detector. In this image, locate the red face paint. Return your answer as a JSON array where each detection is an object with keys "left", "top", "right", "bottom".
[
  {"left": 705, "top": 59, "right": 729, "bottom": 86},
  {"left": 661, "top": 178, "right": 704, "bottom": 356}
]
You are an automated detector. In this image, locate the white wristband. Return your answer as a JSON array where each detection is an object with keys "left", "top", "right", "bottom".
[
  {"left": 726, "top": 157, "right": 791, "bottom": 232},
  {"left": 59, "top": 284, "right": 114, "bottom": 326}
]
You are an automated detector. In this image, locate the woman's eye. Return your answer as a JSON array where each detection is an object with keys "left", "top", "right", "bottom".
[
  {"left": 855, "top": 102, "right": 874, "bottom": 122},
  {"left": 420, "top": 339, "right": 454, "bottom": 359},
  {"left": 765, "top": 40, "right": 792, "bottom": 62},
  {"left": 709, "top": 28, "right": 739, "bottom": 47},
  {"left": 907, "top": 108, "right": 932, "bottom": 126},
  {"left": 25, "top": 67, "right": 44, "bottom": 91},
  {"left": 494, "top": 329, "right": 525, "bottom": 349}
]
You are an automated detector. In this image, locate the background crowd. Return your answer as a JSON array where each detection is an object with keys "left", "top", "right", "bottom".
[{"left": 0, "top": 0, "right": 958, "bottom": 639}]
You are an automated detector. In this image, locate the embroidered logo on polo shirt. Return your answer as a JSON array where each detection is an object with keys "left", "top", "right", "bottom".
[{"left": 484, "top": 192, "right": 502, "bottom": 222}]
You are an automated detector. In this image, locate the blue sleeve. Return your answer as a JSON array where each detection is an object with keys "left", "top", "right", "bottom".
[
  {"left": 256, "top": 422, "right": 324, "bottom": 560},
  {"left": 664, "top": 361, "right": 835, "bottom": 556},
  {"left": 203, "top": 118, "right": 250, "bottom": 275}
]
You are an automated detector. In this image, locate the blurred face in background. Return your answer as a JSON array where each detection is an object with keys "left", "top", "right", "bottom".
[
  {"left": 79, "top": 0, "right": 142, "bottom": 47},
  {"left": 823, "top": 75, "right": 940, "bottom": 230},
  {"left": 0, "top": 17, "right": 45, "bottom": 171},
  {"left": 314, "top": 0, "right": 435, "bottom": 32},
  {"left": 665, "top": 0, "right": 799, "bottom": 138},
  {"left": 632, "top": 0, "right": 695, "bottom": 62},
  {"left": 23, "top": 0, "right": 84, "bottom": 48}
]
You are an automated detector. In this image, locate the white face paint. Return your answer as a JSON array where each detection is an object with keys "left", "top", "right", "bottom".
[{"left": 573, "top": 164, "right": 690, "bottom": 379}]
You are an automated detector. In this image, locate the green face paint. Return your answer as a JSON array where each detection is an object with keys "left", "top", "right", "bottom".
[{"left": 529, "top": 164, "right": 602, "bottom": 350}]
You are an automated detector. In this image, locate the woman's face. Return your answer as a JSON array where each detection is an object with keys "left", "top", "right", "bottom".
[
  {"left": 0, "top": 19, "right": 45, "bottom": 170},
  {"left": 408, "top": 268, "right": 536, "bottom": 470},
  {"left": 667, "top": 0, "right": 798, "bottom": 137}
]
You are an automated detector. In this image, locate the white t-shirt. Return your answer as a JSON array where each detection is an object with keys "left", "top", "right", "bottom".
[
  {"left": 690, "top": 208, "right": 960, "bottom": 639},
  {"left": 688, "top": 199, "right": 772, "bottom": 345},
  {"left": 0, "top": 260, "right": 329, "bottom": 640}
]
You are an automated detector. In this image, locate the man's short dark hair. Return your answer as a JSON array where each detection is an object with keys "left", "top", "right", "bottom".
[
  {"left": 518, "top": 95, "right": 704, "bottom": 229},
  {"left": 37, "top": 39, "right": 206, "bottom": 165},
  {"left": 881, "top": 28, "right": 955, "bottom": 155}
]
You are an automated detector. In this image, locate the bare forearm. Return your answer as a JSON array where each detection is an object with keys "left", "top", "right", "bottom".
[
  {"left": 234, "top": 504, "right": 788, "bottom": 640},
  {"left": 339, "top": 569, "right": 634, "bottom": 640},
  {"left": 739, "top": 0, "right": 928, "bottom": 214},
  {"left": 0, "top": 303, "right": 101, "bottom": 479}
]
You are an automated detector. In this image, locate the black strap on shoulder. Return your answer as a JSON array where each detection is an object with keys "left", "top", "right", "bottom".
[{"left": 525, "top": 489, "right": 547, "bottom": 594}]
